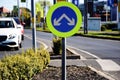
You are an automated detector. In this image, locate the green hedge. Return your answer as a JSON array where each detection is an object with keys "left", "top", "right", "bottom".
[{"left": 0, "top": 49, "right": 50, "bottom": 80}]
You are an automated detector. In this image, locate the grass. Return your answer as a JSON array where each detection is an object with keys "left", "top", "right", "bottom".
[
  {"left": 34, "top": 27, "right": 120, "bottom": 40},
  {"left": 76, "top": 30, "right": 120, "bottom": 40}
]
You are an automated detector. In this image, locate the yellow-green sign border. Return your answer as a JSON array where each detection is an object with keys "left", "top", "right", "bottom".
[{"left": 46, "top": 2, "right": 82, "bottom": 37}]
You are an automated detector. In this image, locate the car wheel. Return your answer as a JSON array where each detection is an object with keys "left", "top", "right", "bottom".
[
  {"left": 22, "top": 35, "right": 24, "bottom": 40},
  {"left": 19, "top": 42, "right": 22, "bottom": 48}
]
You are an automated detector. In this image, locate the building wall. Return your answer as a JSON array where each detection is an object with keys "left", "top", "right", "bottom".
[{"left": 88, "top": 17, "right": 101, "bottom": 31}]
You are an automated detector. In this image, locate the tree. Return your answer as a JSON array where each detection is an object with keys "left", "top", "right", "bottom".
[
  {"left": 36, "top": 0, "right": 52, "bottom": 29},
  {"left": 20, "top": 7, "right": 31, "bottom": 26},
  {"left": 12, "top": 7, "right": 31, "bottom": 26},
  {"left": 12, "top": 6, "right": 18, "bottom": 17},
  {"left": 36, "top": 0, "right": 52, "bottom": 18}
]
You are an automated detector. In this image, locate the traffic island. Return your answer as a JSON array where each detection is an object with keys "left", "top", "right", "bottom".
[
  {"left": 32, "top": 66, "right": 109, "bottom": 80},
  {"left": 47, "top": 47, "right": 114, "bottom": 80}
]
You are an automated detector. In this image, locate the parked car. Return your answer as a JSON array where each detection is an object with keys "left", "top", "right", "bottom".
[
  {"left": 0, "top": 17, "right": 22, "bottom": 50},
  {"left": 13, "top": 17, "right": 24, "bottom": 40}
]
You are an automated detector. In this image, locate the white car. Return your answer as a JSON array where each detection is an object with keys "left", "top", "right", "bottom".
[{"left": 0, "top": 18, "right": 22, "bottom": 50}]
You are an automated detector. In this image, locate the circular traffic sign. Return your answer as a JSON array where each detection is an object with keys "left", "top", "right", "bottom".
[{"left": 46, "top": 2, "right": 82, "bottom": 37}]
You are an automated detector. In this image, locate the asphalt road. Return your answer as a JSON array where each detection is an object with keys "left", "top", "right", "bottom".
[
  {"left": 24, "top": 29, "right": 120, "bottom": 58},
  {"left": 67, "top": 36, "right": 120, "bottom": 59},
  {"left": 0, "top": 29, "right": 120, "bottom": 60},
  {"left": 0, "top": 29, "right": 120, "bottom": 79}
]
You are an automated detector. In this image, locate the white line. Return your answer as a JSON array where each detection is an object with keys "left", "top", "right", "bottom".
[
  {"left": 68, "top": 46, "right": 120, "bottom": 72},
  {"left": 25, "top": 34, "right": 120, "bottom": 72},
  {"left": 24, "top": 35, "right": 48, "bottom": 50},
  {"left": 68, "top": 46, "right": 100, "bottom": 59}
]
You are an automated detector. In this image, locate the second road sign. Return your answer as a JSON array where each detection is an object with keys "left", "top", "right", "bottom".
[{"left": 46, "top": 2, "right": 82, "bottom": 37}]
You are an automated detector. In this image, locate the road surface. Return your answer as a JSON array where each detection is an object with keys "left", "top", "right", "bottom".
[{"left": 0, "top": 29, "right": 120, "bottom": 79}]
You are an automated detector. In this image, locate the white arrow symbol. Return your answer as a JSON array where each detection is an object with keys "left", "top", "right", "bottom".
[{"left": 54, "top": 13, "right": 75, "bottom": 26}]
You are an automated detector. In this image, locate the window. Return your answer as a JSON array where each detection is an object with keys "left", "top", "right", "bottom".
[{"left": 0, "top": 21, "right": 14, "bottom": 28}]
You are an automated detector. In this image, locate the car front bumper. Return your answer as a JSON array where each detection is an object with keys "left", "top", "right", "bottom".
[{"left": 0, "top": 40, "right": 18, "bottom": 48}]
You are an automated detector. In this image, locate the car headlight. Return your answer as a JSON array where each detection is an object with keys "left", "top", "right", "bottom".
[{"left": 8, "top": 34, "right": 16, "bottom": 39}]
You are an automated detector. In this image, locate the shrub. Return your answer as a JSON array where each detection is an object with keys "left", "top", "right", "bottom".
[
  {"left": 0, "top": 49, "right": 50, "bottom": 80},
  {"left": 101, "top": 23, "right": 118, "bottom": 31},
  {"left": 101, "top": 25, "right": 107, "bottom": 31},
  {"left": 52, "top": 38, "right": 62, "bottom": 55}
]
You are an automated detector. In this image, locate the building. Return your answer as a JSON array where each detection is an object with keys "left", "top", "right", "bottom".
[
  {"left": 79, "top": 1, "right": 111, "bottom": 21},
  {"left": 79, "top": 0, "right": 119, "bottom": 30},
  {"left": 0, "top": 7, "right": 10, "bottom": 17}
]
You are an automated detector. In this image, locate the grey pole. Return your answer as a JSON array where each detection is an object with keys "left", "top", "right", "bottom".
[
  {"left": 62, "top": 38, "right": 66, "bottom": 80},
  {"left": 53, "top": 1, "right": 67, "bottom": 80},
  {"left": 62, "top": 0, "right": 68, "bottom": 79},
  {"left": 84, "top": 0, "right": 88, "bottom": 34},
  {"left": 31, "top": 0, "right": 37, "bottom": 52}
]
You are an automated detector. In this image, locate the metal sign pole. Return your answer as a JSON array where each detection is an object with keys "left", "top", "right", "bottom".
[
  {"left": 62, "top": 0, "right": 67, "bottom": 80},
  {"left": 31, "top": 0, "right": 37, "bottom": 52},
  {"left": 53, "top": 1, "right": 66, "bottom": 80},
  {"left": 62, "top": 38, "right": 66, "bottom": 80}
]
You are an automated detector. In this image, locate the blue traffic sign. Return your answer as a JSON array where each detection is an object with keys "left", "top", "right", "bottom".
[
  {"left": 46, "top": 2, "right": 82, "bottom": 37},
  {"left": 52, "top": 6, "right": 77, "bottom": 32}
]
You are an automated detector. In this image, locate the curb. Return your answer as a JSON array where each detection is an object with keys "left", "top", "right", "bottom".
[
  {"left": 50, "top": 48, "right": 81, "bottom": 60},
  {"left": 89, "top": 66, "right": 116, "bottom": 80},
  {"left": 76, "top": 34, "right": 120, "bottom": 41},
  {"left": 50, "top": 55, "right": 80, "bottom": 60},
  {"left": 67, "top": 47, "right": 117, "bottom": 80}
]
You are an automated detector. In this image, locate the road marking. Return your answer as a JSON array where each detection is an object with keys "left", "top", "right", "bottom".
[
  {"left": 68, "top": 46, "right": 100, "bottom": 59},
  {"left": 24, "top": 35, "right": 48, "bottom": 50},
  {"left": 96, "top": 59, "right": 120, "bottom": 71},
  {"left": 25, "top": 34, "right": 120, "bottom": 72},
  {"left": 68, "top": 46, "right": 120, "bottom": 71}
]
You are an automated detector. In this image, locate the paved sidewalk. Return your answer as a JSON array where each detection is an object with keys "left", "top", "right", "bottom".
[{"left": 49, "top": 59, "right": 120, "bottom": 80}]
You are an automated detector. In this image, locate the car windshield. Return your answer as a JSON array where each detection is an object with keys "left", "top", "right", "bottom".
[
  {"left": 14, "top": 18, "right": 21, "bottom": 24},
  {"left": 0, "top": 21, "right": 14, "bottom": 28}
]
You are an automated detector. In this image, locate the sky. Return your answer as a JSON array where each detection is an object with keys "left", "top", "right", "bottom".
[{"left": 0, "top": 0, "right": 107, "bottom": 11}]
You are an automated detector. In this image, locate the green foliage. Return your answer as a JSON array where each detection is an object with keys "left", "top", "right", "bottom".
[
  {"left": 52, "top": 38, "right": 62, "bottom": 55},
  {"left": 101, "top": 25, "right": 107, "bottom": 31},
  {"left": 11, "top": 7, "right": 31, "bottom": 26},
  {"left": 36, "top": 0, "right": 52, "bottom": 18},
  {"left": 0, "top": 49, "right": 50, "bottom": 80},
  {"left": 101, "top": 23, "right": 118, "bottom": 31}
]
